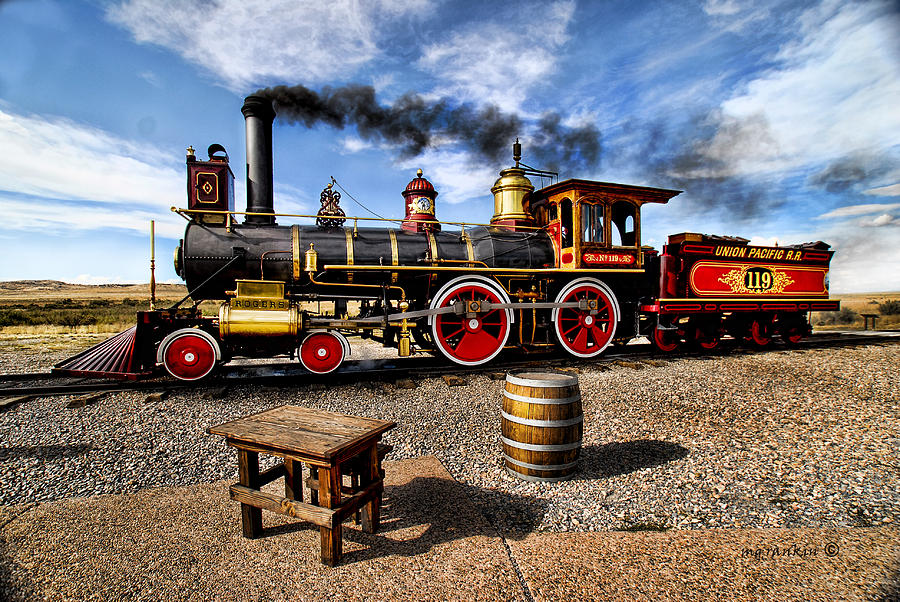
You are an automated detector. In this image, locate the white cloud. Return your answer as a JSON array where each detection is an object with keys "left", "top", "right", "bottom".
[
  {"left": 107, "top": 0, "right": 432, "bottom": 90},
  {"left": 817, "top": 202, "right": 900, "bottom": 219},
  {"left": 0, "top": 108, "right": 184, "bottom": 209},
  {"left": 702, "top": 0, "right": 900, "bottom": 176},
  {"left": 417, "top": 0, "right": 575, "bottom": 113},
  {"left": 824, "top": 225, "right": 900, "bottom": 293},
  {"left": 339, "top": 136, "right": 374, "bottom": 154},
  {"left": 71, "top": 274, "right": 142, "bottom": 285},
  {"left": 864, "top": 183, "right": 900, "bottom": 197},
  {"left": 862, "top": 213, "right": 896, "bottom": 227},
  {"left": 703, "top": 0, "right": 742, "bottom": 16},
  {"left": 0, "top": 196, "right": 185, "bottom": 239},
  {"left": 396, "top": 149, "right": 496, "bottom": 211},
  {"left": 747, "top": 235, "right": 781, "bottom": 247}
]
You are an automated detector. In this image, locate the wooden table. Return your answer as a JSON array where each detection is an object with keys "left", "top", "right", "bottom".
[{"left": 208, "top": 405, "right": 395, "bottom": 566}]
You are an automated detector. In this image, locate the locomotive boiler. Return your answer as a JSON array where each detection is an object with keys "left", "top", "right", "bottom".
[{"left": 54, "top": 95, "right": 840, "bottom": 381}]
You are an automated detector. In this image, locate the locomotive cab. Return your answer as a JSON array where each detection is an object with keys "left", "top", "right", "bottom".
[{"left": 528, "top": 180, "right": 680, "bottom": 270}]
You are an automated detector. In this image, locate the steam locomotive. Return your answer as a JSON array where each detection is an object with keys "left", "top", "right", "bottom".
[{"left": 54, "top": 96, "right": 840, "bottom": 380}]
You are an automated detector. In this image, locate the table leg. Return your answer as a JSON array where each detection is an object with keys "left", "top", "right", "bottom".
[
  {"left": 360, "top": 444, "right": 381, "bottom": 534},
  {"left": 284, "top": 458, "right": 302, "bottom": 502},
  {"left": 318, "top": 464, "right": 342, "bottom": 566},
  {"left": 237, "top": 449, "right": 262, "bottom": 538},
  {"left": 309, "top": 466, "right": 319, "bottom": 505}
]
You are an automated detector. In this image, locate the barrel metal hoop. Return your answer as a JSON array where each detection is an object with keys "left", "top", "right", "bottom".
[
  {"left": 500, "top": 436, "right": 582, "bottom": 452},
  {"left": 503, "top": 454, "right": 579, "bottom": 471},
  {"left": 505, "top": 467, "right": 575, "bottom": 482},
  {"left": 506, "top": 373, "right": 579, "bottom": 388},
  {"left": 503, "top": 390, "right": 581, "bottom": 405},
  {"left": 501, "top": 411, "right": 583, "bottom": 428}
]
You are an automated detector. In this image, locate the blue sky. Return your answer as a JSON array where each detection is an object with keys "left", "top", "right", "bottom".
[{"left": 0, "top": 0, "right": 897, "bottom": 292}]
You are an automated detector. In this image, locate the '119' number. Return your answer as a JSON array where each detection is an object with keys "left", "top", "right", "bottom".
[{"left": 744, "top": 267, "right": 774, "bottom": 291}]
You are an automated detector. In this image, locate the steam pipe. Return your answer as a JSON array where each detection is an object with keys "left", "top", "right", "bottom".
[{"left": 241, "top": 95, "right": 276, "bottom": 225}]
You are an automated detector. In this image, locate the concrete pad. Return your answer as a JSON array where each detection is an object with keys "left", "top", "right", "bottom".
[
  {"left": 508, "top": 527, "right": 899, "bottom": 601},
  {"left": 1, "top": 456, "right": 524, "bottom": 601}
]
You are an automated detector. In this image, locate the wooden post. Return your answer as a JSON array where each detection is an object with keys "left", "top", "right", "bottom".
[
  {"left": 149, "top": 220, "right": 157, "bottom": 310},
  {"left": 284, "top": 458, "right": 301, "bottom": 501},
  {"left": 237, "top": 449, "right": 262, "bottom": 538},
  {"left": 318, "top": 465, "right": 342, "bottom": 566},
  {"left": 360, "top": 443, "right": 381, "bottom": 533}
]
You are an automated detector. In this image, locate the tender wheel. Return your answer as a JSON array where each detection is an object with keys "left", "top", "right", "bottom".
[
  {"left": 749, "top": 317, "right": 774, "bottom": 347},
  {"left": 157, "top": 328, "right": 221, "bottom": 381},
  {"left": 299, "top": 331, "right": 348, "bottom": 374},
  {"left": 552, "top": 278, "right": 619, "bottom": 358},
  {"left": 429, "top": 276, "right": 511, "bottom": 366},
  {"left": 652, "top": 326, "right": 681, "bottom": 352},
  {"left": 779, "top": 316, "right": 806, "bottom": 345},
  {"left": 688, "top": 320, "right": 721, "bottom": 350}
]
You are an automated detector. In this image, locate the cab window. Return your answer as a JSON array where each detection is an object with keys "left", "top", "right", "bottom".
[
  {"left": 611, "top": 200, "right": 637, "bottom": 247},
  {"left": 581, "top": 202, "right": 604, "bottom": 243},
  {"left": 560, "top": 198, "right": 573, "bottom": 248}
]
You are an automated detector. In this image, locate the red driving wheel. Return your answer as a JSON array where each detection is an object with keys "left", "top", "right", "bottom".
[
  {"left": 552, "top": 279, "right": 618, "bottom": 358},
  {"left": 299, "top": 331, "right": 346, "bottom": 374},
  {"left": 158, "top": 329, "right": 220, "bottom": 381},
  {"left": 430, "top": 277, "right": 510, "bottom": 366}
]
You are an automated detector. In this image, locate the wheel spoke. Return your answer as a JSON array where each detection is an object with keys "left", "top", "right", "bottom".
[
  {"left": 454, "top": 328, "right": 500, "bottom": 360},
  {"left": 573, "top": 327, "right": 589, "bottom": 351}
]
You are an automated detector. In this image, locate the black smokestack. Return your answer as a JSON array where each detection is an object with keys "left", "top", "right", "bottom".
[
  {"left": 241, "top": 95, "right": 276, "bottom": 225},
  {"left": 255, "top": 84, "right": 601, "bottom": 173}
]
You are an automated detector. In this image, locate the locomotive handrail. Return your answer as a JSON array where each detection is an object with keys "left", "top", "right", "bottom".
[
  {"left": 171, "top": 207, "right": 547, "bottom": 231},
  {"left": 315, "top": 301, "right": 587, "bottom": 325}
]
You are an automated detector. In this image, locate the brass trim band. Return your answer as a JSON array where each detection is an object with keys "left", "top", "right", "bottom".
[
  {"left": 291, "top": 225, "right": 300, "bottom": 280},
  {"left": 426, "top": 232, "right": 439, "bottom": 265},
  {"left": 345, "top": 229, "right": 354, "bottom": 283},
  {"left": 323, "top": 264, "right": 644, "bottom": 274},
  {"left": 389, "top": 229, "right": 399, "bottom": 284}
]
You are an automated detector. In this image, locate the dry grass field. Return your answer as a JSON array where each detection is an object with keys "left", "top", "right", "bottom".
[
  {"left": 813, "top": 291, "right": 900, "bottom": 330},
  {"left": 0, "top": 280, "right": 897, "bottom": 335}
]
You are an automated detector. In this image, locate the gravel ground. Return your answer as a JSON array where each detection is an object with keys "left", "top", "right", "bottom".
[{"left": 1, "top": 335, "right": 897, "bottom": 540}]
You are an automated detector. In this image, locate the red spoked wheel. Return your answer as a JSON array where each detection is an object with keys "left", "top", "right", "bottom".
[
  {"left": 688, "top": 321, "right": 721, "bottom": 350},
  {"left": 749, "top": 317, "right": 774, "bottom": 347},
  {"left": 652, "top": 326, "right": 681, "bottom": 352},
  {"left": 429, "top": 276, "right": 511, "bottom": 366},
  {"left": 299, "top": 331, "right": 347, "bottom": 374},
  {"left": 157, "top": 328, "right": 220, "bottom": 381},
  {"left": 779, "top": 316, "right": 806, "bottom": 345},
  {"left": 552, "top": 278, "right": 619, "bottom": 358}
]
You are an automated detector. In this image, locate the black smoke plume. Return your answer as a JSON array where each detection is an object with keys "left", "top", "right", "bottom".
[
  {"left": 627, "top": 112, "right": 783, "bottom": 222},
  {"left": 809, "top": 152, "right": 895, "bottom": 193},
  {"left": 255, "top": 84, "right": 601, "bottom": 173}
]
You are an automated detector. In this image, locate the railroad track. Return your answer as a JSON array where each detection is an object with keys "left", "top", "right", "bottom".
[{"left": 1, "top": 330, "right": 897, "bottom": 401}]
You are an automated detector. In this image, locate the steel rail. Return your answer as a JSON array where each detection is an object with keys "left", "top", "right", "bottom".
[{"left": 0, "top": 331, "right": 896, "bottom": 400}]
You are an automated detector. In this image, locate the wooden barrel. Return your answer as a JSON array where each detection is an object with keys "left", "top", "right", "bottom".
[{"left": 501, "top": 371, "right": 583, "bottom": 482}]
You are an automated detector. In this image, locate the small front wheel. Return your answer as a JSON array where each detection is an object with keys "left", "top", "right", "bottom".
[{"left": 157, "top": 328, "right": 221, "bottom": 381}]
